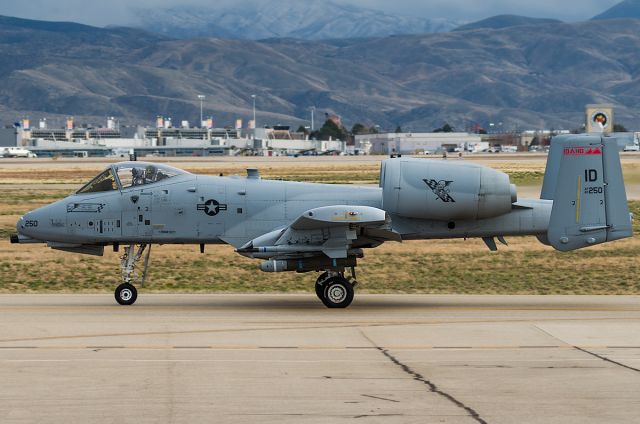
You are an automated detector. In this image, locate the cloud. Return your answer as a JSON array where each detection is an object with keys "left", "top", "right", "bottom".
[{"left": 0, "top": 0, "right": 624, "bottom": 26}]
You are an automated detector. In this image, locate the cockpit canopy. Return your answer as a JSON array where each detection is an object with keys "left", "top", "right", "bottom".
[{"left": 77, "top": 162, "right": 190, "bottom": 194}]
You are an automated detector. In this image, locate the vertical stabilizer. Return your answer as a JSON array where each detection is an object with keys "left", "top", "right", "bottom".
[{"left": 545, "top": 135, "right": 633, "bottom": 252}]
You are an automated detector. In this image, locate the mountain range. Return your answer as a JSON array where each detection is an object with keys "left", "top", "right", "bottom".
[
  {"left": 136, "top": 0, "right": 462, "bottom": 41},
  {"left": 1, "top": 5, "right": 640, "bottom": 131},
  {"left": 133, "top": 0, "right": 640, "bottom": 41}
]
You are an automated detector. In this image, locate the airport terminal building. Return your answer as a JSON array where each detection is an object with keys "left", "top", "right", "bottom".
[
  {"left": 355, "top": 132, "right": 482, "bottom": 155},
  {"left": 10, "top": 118, "right": 346, "bottom": 157}
]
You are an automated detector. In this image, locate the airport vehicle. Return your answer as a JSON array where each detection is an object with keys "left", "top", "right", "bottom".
[
  {"left": 464, "top": 141, "right": 490, "bottom": 153},
  {"left": 11, "top": 135, "right": 633, "bottom": 308},
  {"left": 1, "top": 147, "right": 37, "bottom": 158},
  {"left": 107, "top": 148, "right": 133, "bottom": 159}
]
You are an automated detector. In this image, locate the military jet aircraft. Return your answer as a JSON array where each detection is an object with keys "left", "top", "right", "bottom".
[{"left": 10, "top": 135, "right": 634, "bottom": 308}]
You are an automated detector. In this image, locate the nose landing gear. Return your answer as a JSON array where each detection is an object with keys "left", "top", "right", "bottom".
[{"left": 115, "top": 244, "right": 151, "bottom": 305}]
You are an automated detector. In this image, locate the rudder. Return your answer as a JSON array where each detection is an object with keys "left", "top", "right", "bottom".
[{"left": 545, "top": 135, "right": 633, "bottom": 252}]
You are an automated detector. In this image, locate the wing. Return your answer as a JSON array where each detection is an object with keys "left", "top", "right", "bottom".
[{"left": 236, "top": 205, "right": 401, "bottom": 260}]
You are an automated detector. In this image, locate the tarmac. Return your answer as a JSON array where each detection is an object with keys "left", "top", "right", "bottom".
[{"left": 0, "top": 294, "right": 639, "bottom": 423}]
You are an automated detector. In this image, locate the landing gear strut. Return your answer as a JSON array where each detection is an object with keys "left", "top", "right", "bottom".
[
  {"left": 316, "top": 267, "right": 357, "bottom": 309},
  {"left": 115, "top": 244, "right": 151, "bottom": 305}
]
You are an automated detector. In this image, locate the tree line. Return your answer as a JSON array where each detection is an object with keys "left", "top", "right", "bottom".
[{"left": 297, "top": 120, "right": 458, "bottom": 141}]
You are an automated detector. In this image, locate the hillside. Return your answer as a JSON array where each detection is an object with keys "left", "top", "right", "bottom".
[
  {"left": 593, "top": 0, "right": 640, "bottom": 20},
  {"left": 453, "top": 15, "right": 562, "bottom": 32},
  {"left": 0, "top": 16, "right": 639, "bottom": 131},
  {"left": 136, "top": 0, "right": 461, "bottom": 41}
]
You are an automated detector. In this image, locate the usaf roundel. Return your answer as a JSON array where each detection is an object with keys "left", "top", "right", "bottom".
[{"left": 197, "top": 199, "right": 228, "bottom": 217}]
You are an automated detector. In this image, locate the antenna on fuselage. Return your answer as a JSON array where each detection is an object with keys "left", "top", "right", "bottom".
[{"left": 246, "top": 168, "right": 260, "bottom": 179}]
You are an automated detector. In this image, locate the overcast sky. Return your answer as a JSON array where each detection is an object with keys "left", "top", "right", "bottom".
[{"left": 0, "top": 0, "right": 622, "bottom": 26}]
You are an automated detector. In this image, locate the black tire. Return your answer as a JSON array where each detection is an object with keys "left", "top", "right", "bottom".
[
  {"left": 322, "top": 277, "right": 354, "bottom": 309},
  {"left": 315, "top": 272, "right": 329, "bottom": 300},
  {"left": 115, "top": 283, "right": 137, "bottom": 306}
]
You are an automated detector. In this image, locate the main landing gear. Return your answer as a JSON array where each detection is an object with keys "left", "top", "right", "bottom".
[
  {"left": 314, "top": 268, "right": 357, "bottom": 309},
  {"left": 115, "top": 244, "right": 151, "bottom": 306}
]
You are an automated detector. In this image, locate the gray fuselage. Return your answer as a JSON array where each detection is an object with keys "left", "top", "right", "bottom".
[{"left": 17, "top": 173, "right": 552, "bottom": 248}]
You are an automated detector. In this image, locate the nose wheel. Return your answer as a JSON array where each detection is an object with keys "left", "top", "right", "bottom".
[{"left": 115, "top": 283, "right": 137, "bottom": 305}]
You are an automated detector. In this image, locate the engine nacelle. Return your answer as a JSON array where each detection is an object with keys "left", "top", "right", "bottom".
[{"left": 380, "top": 158, "right": 517, "bottom": 221}]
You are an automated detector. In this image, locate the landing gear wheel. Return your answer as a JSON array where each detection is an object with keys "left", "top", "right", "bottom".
[
  {"left": 315, "top": 272, "right": 329, "bottom": 300},
  {"left": 322, "top": 277, "right": 354, "bottom": 309},
  {"left": 115, "top": 283, "right": 137, "bottom": 306}
]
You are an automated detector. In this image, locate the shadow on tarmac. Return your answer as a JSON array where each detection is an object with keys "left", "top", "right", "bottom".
[
  {"left": 20, "top": 294, "right": 632, "bottom": 312},
  {"left": 131, "top": 294, "right": 638, "bottom": 312}
]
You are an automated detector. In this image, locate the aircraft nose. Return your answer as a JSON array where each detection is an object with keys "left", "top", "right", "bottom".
[
  {"left": 17, "top": 210, "right": 43, "bottom": 239},
  {"left": 16, "top": 202, "right": 66, "bottom": 241}
]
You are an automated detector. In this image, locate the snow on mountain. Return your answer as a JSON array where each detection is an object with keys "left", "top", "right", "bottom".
[{"left": 136, "top": 0, "right": 462, "bottom": 40}]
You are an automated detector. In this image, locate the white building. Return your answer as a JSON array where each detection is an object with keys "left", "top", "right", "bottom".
[
  {"left": 355, "top": 132, "right": 482, "bottom": 155},
  {"left": 253, "top": 127, "right": 345, "bottom": 156},
  {"left": 17, "top": 121, "right": 347, "bottom": 157}
]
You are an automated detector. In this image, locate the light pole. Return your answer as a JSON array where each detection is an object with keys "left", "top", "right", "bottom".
[
  {"left": 197, "top": 94, "right": 205, "bottom": 127},
  {"left": 251, "top": 94, "right": 256, "bottom": 128},
  {"left": 310, "top": 106, "right": 316, "bottom": 131}
]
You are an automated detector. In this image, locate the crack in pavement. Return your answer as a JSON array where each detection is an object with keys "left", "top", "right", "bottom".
[
  {"left": 573, "top": 346, "right": 640, "bottom": 373},
  {"left": 361, "top": 394, "right": 400, "bottom": 403},
  {"left": 359, "top": 329, "right": 489, "bottom": 424},
  {"left": 533, "top": 324, "right": 640, "bottom": 374}
]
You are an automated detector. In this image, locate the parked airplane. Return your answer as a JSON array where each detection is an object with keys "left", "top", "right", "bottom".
[{"left": 10, "top": 135, "right": 633, "bottom": 307}]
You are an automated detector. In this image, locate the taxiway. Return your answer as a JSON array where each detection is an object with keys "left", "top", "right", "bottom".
[{"left": 0, "top": 294, "right": 639, "bottom": 423}]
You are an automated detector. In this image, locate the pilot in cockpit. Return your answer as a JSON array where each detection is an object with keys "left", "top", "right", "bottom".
[
  {"left": 144, "top": 165, "right": 157, "bottom": 183},
  {"left": 131, "top": 167, "right": 145, "bottom": 186}
]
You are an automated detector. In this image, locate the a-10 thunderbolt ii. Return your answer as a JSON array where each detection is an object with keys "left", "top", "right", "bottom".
[{"left": 10, "top": 135, "right": 634, "bottom": 308}]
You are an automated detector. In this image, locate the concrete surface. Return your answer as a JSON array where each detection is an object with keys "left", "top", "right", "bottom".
[{"left": 0, "top": 294, "right": 639, "bottom": 423}]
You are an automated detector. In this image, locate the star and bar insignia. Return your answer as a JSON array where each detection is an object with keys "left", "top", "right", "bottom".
[{"left": 197, "top": 199, "right": 228, "bottom": 217}]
